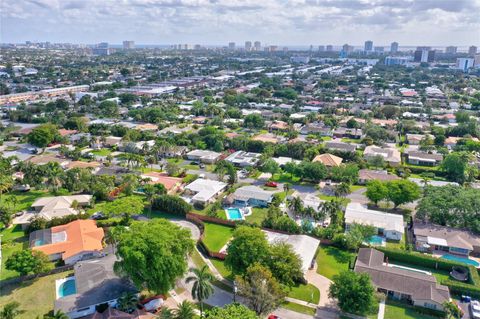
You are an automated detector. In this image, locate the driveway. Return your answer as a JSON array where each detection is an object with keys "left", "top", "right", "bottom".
[{"left": 347, "top": 187, "right": 368, "bottom": 204}]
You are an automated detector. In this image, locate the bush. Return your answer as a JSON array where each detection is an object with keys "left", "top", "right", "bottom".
[
  {"left": 152, "top": 195, "right": 192, "bottom": 216},
  {"left": 26, "top": 213, "right": 89, "bottom": 233}
]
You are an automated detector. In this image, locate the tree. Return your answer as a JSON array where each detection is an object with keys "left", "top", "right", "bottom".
[
  {"left": 43, "top": 310, "right": 69, "bottom": 319},
  {"left": 243, "top": 114, "right": 265, "bottom": 129},
  {"left": 365, "top": 180, "right": 388, "bottom": 206},
  {"left": 166, "top": 162, "right": 180, "bottom": 176},
  {"left": 287, "top": 196, "right": 304, "bottom": 216},
  {"left": 367, "top": 155, "right": 385, "bottom": 169},
  {"left": 114, "top": 219, "right": 194, "bottom": 294},
  {"left": 174, "top": 301, "right": 195, "bottom": 319},
  {"left": 225, "top": 226, "right": 270, "bottom": 274},
  {"left": 27, "top": 123, "right": 59, "bottom": 148},
  {"left": 117, "top": 292, "right": 138, "bottom": 313},
  {"left": 333, "top": 182, "right": 351, "bottom": 198},
  {"left": 0, "top": 174, "right": 13, "bottom": 200},
  {"left": 329, "top": 270, "right": 376, "bottom": 315},
  {"left": 261, "top": 159, "right": 279, "bottom": 175},
  {"left": 5, "top": 250, "right": 50, "bottom": 276},
  {"left": 152, "top": 195, "right": 192, "bottom": 216},
  {"left": 344, "top": 223, "right": 377, "bottom": 250},
  {"left": 103, "top": 196, "right": 144, "bottom": 221},
  {"left": 98, "top": 100, "right": 118, "bottom": 117},
  {"left": 158, "top": 307, "right": 174, "bottom": 319},
  {"left": 185, "top": 265, "right": 214, "bottom": 318},
  {"left": 443, "top": 301, "right": 463, "bottom": 319},
  {"left": 386, "top": 179, "right": 421, "bottom": 209},
  {"left": 441, "top": 152, "right": 476, "bottom": 184},
  {"left": 236, "top": 263, "right": 285, "bottom": 316},
  {"left": 267, "top": 242, "right": 303, "bottom": 286},
  {"left": 0, "top": 302, "right": 25, "bottom": 319},
  {"left": 205, "top": 303, "right": 259, "bottom": 319}
]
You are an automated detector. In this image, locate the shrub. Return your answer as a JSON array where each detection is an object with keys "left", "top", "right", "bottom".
[{"left": 152, "top": 195, "right": 192, "bottom": 216}]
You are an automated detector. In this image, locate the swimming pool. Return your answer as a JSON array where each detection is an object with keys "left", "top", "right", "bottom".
[
  {"left": 226, "top": 208, "right": 243, "bottom": 220},
  {"left": 441, "top": 254, "right": 480, "bottom": 267},
  {"left": 367, "top": 235, "right": 386, "bottom": 246},
  {"left": 56, "top": 278, "right": 77, "bottom": 298},
  {"left": 33, "top": 239, "right": 44, "bottom": 247}
]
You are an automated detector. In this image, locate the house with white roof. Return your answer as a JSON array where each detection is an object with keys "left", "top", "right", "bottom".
[
  {"left": 231, "top": 185, "right": 274, "bottom": 207},
  {"left": 225, "top": 151, "right": 261, "bottom": 167},
  {"left": 186, "top": 150, "right": 222, "bottom": 164},
  {"left": 345, "top": 203, "right": 404, "bottom": 241},
  {"left": 183, "top": 178, "right": 227, "bottom": 206}
]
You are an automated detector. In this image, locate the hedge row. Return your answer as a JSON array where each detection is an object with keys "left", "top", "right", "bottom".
[{"left": 377, "top": 247, "right": 480, "bottom": 298}]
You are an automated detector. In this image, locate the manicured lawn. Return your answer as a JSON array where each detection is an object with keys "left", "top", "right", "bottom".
[
  {"left": 184, "top": 164, "right": 200, "bottom": 170},
  {"left": 202, "top": 223, "right": 234, "bottom": 252},
  {"left": 90, "top": 148, "right": 111, "bottom": 156},
  {"left": 282, "top": 301, "right": 316, "bottom": 316},
  {"left": 271, "top": 173, "right": 301, "bottom": 184},
  {"left": 0, "top": 224, "right": 25, "bottom": 242},
  {"left": 245, "top": 207, "right": 269, "bottom": 226},
  {"left": 386, "top": 233, "right": 406, "bottom": 250},
  {"left": 287, "top": 283, "right": 320, "bottom": 304},
  {"left": 210, "top": 258, "right": 234, "bottom": 280},
  {"left": 350, "top": 185, "right": 365, "bottom": 192},
  {"left": 316, "top": 245, "right": 355, "bottom": 280},
  {"left": 0, "top": 236, "right": 28, "bottom": 281},
  {"left": 318, "top": 194, "right": 351, "bottom": 205},
  {"left": 0, "top": 190, "right": 54, "bottom": 212},
  {"left": 384, "top": 300, "right": 441, "bottom": 319},
  {"left": 0, "top": 270, "right": 74, "bottom": 319}
]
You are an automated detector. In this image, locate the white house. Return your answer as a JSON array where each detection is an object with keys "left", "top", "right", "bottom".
[{"left": 183, "top": 178, "right": 227, "bottom": 206}]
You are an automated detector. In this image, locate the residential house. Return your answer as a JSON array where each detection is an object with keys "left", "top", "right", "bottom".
[
  {"left": 84, "top": 307, "right": 156, "bottom": 319},
  {"left": 225, "top": 151, "right": 261, "bottom": 167},
  {"left": 268, "top": 120, "right": 289, "bottom": 131},
  {"left": 26, "top": 154, "right": 70, "bottom": 167},
  {"left": 183, "top": 178, "right": 227, "bottom": 206},
  {"left": 312, "top": 153, "right": 343, "bottom": 167},
  {"left": 252, "top": 133, "right": 283, "bottom": 144},
  {"left": 332, "top": 127, "right": 363, "bottom": 139},
  {"left": 355, "top": 248, "right": 450, "bottom": 311},
  {"left": 54, "top": 254, "right": 138, "bottom": 319},
  {"left": 413, "top": 222, "right": 480, "bottom": 257},
  {"left": 30, "top": 219, "right": 104, "bottom": 264},
  {"left": 186, "top": 150, "right": 222, "bottom": 164},
  {"left": 325, "top": 141, "right": 357, "bottom": 153},
  {"left": 157, "top": 145, "right": 188, "bottom": 158},
  {"left": 300, "top": 122, "right": 332, "bottom": 136},
  {"left": 358, "top": 169, "right": 400, "bottom": 184},
  {"left": 406, "top": 134, "right": 431, "bottom": 145},
  {"left": 272, "top": 156, "right": 301, "bottom": 167},
  {"left": 405, "top": 151, "right": 443, "bottom": 166},
  {"left": 345, "top": 203, "right": 404, "bottom": 241},
  {"left": 66, "top": 161, "right": 102, "bottom": 172},
  {"left": 364, "top": 145, "right": 401, "bottom": 166},
  {"left": 231, "top": 185, "right": 274, "bottom": 207},
  {"left": 141, "top": 172, "right": 183, "bottom": 193}
]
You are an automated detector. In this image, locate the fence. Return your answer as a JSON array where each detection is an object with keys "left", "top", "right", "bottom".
[{"left": 0, "top": 264, "right": 74, "bottom": 286}]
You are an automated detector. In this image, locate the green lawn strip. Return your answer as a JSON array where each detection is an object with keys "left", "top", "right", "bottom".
[
  {"left": 245, "top": 207, "right": 269, "bottom": 226},
  {"left": 316, "top": 245, "right": 355, "bottom": 280},
  {"left": 0, "top": 237, "right": 28, "bottom": 280},
  {"left": 0, "top": 270, "right": 74, "bottom": 319},
  {"left": 202, "top": 223, "right": 233, "bottom": 252},
  {"left": 350, "top": 185, "right": 365, "bottom": 192},
  {"left": 0, "top": 224, "right": 25, "bottom": 242},
  {"left": 287, "top": 283, "right": 320, "bottom": 304},
  {"left": 282, "top": 301, "right": 316, "bottom": 316},
  {"left": 209, "top": 258, "right": 234, "bottom": 281},
  {"left": 190, "top": 249, "right": 233, "bottom": 293},
  {"left": 90, "top": 148, "right": 111, "bottom": 156},
  {"left": 384, "top": 300, "right": 441, "bottom": 319},
  {"left": 271, "top": 173, "right": 301, "bottom": 183}
]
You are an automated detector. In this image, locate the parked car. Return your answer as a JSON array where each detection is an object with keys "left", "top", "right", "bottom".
[
  {"left": 91, "top": 212, "right": 105, "bottom": 220},
  {"left": 265, "top": 181, "right": 278, "bottom": 187},
  {"left": 268, "top": 315, "right": 280, "bottom": 319},
  {"left": 199, "top": 163, "right": 205, "bottom": 169},
  {"left": 472, "top": 300, "right": 480, "bottom": 319},
  {"left": 461, "top": 295, "right": 472, "bottom": 302}
]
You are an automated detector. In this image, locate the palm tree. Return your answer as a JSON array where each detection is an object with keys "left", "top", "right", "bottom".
[
  {"left": 43, "top": 310, "right": 69, "bottom": 319},
  {"left": 0, "top": 301, "right": 25, "bottom": 319},
  {"left": 157, "top": 307, "right": 174, "bottom": 319},
  {"left": 333, "top": 182, "right": 351, "bottom": 198},
  {"left": 44, "top": 162, "right": 64, "bottom": 193},
  {"left": 185, "top": 265, "right": 214, "bottom": 318},
  {"left": 283, "top": 182, "right": 291, "bottom": 196},
  {"left": 443, "top": 301, "right": 462, "bottom": 319},
  {"left": 174, "top": 300, "right": 195, "bottom": 319},
  {"left": 0, "top": 173, "right": 13, "bottom": 200},
  {"left": 287, "top": 196, "right": 303, "bottom": 216},
  {"left": 117, "top": 292, "right": 138, "bottom": 313},
  {"left": 319, "top": 200, "right": 342, "bottom": 226}
]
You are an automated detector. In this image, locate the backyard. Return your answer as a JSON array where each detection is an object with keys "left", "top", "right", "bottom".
[
  {"left": 315, "top": 245, "right": 355, "bottom": 280},
  {"left": 384, "top": 300, "right": 441, "bottom": 319},
  {"left": 0, "top": 225, "right": 28, "bottom": 281},
  {"left": 245, "top": 207, "right": 268, "bottom": 225},
  {"left": 0, "top": 270, "right": 74, "bottom": 319},
  {"left": 202, "top": 222, "right": 234, "bottom": 252},
  {"left": 287, "top": 283, "right": 320, "bottom": 304}
]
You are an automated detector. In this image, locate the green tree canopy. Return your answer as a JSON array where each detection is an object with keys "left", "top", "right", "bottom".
[
  {"left": 5, "top": 250, "right": 50, "bottom": 276},
  {"left": 329, "top": 270, "right": 376, "bottom": 315},
  {"left": 27, "top": 123, "right": 59, "bottom": 148},
  {"left": 205, "top": 303, "right": 259, "bottom": 319}
]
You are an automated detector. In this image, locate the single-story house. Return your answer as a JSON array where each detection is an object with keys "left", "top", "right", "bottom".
[
  {"left": 300, "top": 122, "right": 332, "bottom": 136},
  {"left": 252, "top": 133, "right": 283, "bottom": 144},
  {"left": 30, "top": 219, "right": 104, "bottom": 264},
  {"left": 332, "top": 127, "right": 363, "bottom": 139},
  {"left": 345, "top": 203, "right": 404, "bottom": 241},
  {"left": 84, "top": 307, "right": 156, "bottom": 319},
  {"left": 325, "top": 141, "right": 357, "bottom": 153},
  {"left": 186, "top": 150, "right": 222, "bottom": 164},
  {"left": 413, "top": 222, "right": 480, "bottom": 257},
  {"left": 184, "top": 178, "right": 227, "bottom": 206},
  {"left": 31, "top": 195, "right": 92, "bottom": 218},
  {"left": 54, "top": 254, "right": 138, "bottom": 319},
  {"left": 26, "top": 154, "right": 70, "bottom": 167},
  {"left": 225, "top": 151, "right": 261, "bottom": 167},
  {"left": 66, "top": 161, "right": 102, "bottom": 172},
  {"left": 358, "top": 169, "right": 400, "bottom": 184},
  {"left": 140, "top": 172, "right": 183, "bottom": 192},
  {"left": 355, "top": 248, "right": 450, "bottom": 311},
  {"left": 231, "top": 185, "right": 274, "bottom": 207},
  {"left": 364, "top": 146, "right": 401, "bottom": 166},
  {"left": 405, "top": 134, "right": 432, "bottom": 145},
  {"left": 405, "top": 151, "right": 443, "bottom": 166},
  {"left": 272, "top": 156, "right": 301, "bottom": 167},
  {"left": 312, "top": 153, "right": 343, "bottom": 167}
]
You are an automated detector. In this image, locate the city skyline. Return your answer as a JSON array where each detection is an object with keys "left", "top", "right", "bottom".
[{"left": 1, "top": 0, "right": 480, "bottom": 46}]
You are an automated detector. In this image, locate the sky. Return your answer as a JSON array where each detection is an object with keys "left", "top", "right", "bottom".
[{"left": 1, "top": 0, "right": 480, "bottom": 47}]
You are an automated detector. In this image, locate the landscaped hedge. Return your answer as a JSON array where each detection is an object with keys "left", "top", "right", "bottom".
[
  {"left": 152, "top": 195, "right": 192, "bottom": 216},
  {"left": 377, "top": 247, "right": 480, "bottom": 298}
]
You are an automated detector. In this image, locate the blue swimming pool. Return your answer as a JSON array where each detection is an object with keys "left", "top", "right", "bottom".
[
  {"left": 226, "top": 208, "right": 243, "bottom": 220},
  {"left": 441, "top": 254, "right": 480, "bottom": 267},
  {"left": 58, "top": 278, "right": 76, "bottom": 298},
  {"left": 33, "top": 239, "right": 44, "bottom": 247},
  {"left": 367, "top": 235, "right": 385, "bottom": 246}
]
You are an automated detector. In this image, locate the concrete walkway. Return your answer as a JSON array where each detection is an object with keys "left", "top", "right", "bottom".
[
  {"left": 306, "top": 263, "right": 337, "bottom": 309},
  {"left": 378, "top": 299, "right": 385, "bottom": 319}
]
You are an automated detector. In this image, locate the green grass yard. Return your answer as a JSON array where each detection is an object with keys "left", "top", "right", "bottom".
[
  {"left": 282, "top": 301, "right": 316, "bottom": 316},
  {"left": 202, "top": 222, "right": 234, "bottom": 252},
  {"left": 0, "top": 190, "right": 55, "bottom": 213},
  {"left": 287, "top": 283, "right": 320, "bottom": 304},
  {"left": 210, "top": 258, "right": 234, "bottom": 280},
  {"left": 384, "top": 300, "right": 441, "bottom": 319},
  {"left": 0, "top": 270, "right": 74, "bottom": 319},
  {"left": 245, "top": 207, "right": 269, "bottom": 226},
  {"left": 316, "top": 245, "right": 355, "bottom": 280},
  {"left": 90, "top": 148, "right": 112, "bottom": 156}
]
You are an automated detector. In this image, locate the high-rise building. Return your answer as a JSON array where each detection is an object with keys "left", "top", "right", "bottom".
[
  {"left": 475, "top": 54, "right": 480, "bottom": 67},
  {"left": 364, "top": 40, "right": 373, "bottom": 52},
  {"left": 254, "top": 41, "right": 261, "bottom": 51},
  {"left": 385, "top": 56, "right": 412, "bottom": 66},
  {"left": 194, "top": 44, "right": 202, "bottom": 50},
  {"left": 326, "top": 45, "right": 333, "bottom": 52},
  {"left": 122, "top": 40, "right": 135, "bottom": 50},
  {"left": 228, "top": 42, "right": 236, "bottom": 50},
  {"left": 318, "top": 45, "right": 325, "bottom": 52},
  {"left": 456, "top": 58, "right": 475, "bottom": 71},
  {"left": 414, "top": 47, "right": 435, "bottom": 63},
  {"left": 445, "top": 46, "right": 457, "bottom": 54},
  {"left": 374, "top": 46, "right": 384, "bottom": 53},
  {"left": 469, "top": 46, "right": 478, "bottom": 56},
  {"left": 342, "top": 44, "right": 354, "bottom": 53},
  {"left": 390, "top": 42, "right": 399, "bottom": 53},
  {"left": 92, "top": 42, "right": 111, "bottom": 56},
  {"left": 245, "top": 41, "right": 252, "bottom": 51}
]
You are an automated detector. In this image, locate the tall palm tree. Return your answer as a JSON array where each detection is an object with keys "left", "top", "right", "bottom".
[
  {"left": 44, "top": 162, "right": 64, "bottom": 193},
  {"left": 43, "top": 310, "right": 69, "bottom": 319},
  {"left": 157, "top": 307, "right": 174, "bottom": 319},
  {"left": 174, "top": 300, "right": 195, "bottom": 319},
  {"left": 117, "top": 292, "right": 138, "bottom": 313},
  {"left": 185, "top": 265, "right": 214, "bottom": 318},
  {"left": 287, "top": 197, "right": 304, "bottom": 216},
  {"left": 333, "top": 182, "right": 351, "bottom": 198},
  {"left": 0, "top": 301, "right": 25, "bottom": 319}
]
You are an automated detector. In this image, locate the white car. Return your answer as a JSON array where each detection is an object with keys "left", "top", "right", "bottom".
[{"left": 471, "top": 300, "right": 480, "bottom": 319}]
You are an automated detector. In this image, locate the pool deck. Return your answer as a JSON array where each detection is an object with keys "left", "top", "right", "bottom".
[{"left": 432, "top": 251, "right": 480, "bottom": 268}]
